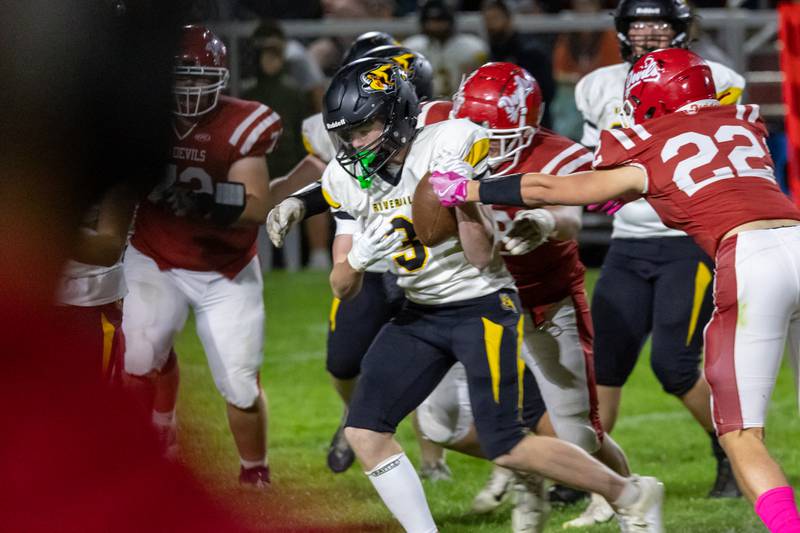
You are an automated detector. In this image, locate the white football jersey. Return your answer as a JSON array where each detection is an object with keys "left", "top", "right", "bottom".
[
  {"left": 575, "top": 60, "right": 746, "bottom": 239},
  {"left": 301, "top": 112, "right": 337, "bottom": 164},
  {"left": 322, "top": 119, "right": 515, "bottom": 304}
]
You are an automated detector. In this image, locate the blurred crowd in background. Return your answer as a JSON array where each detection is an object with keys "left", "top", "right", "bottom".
[{"left": 179, "top": 0, "right": 784, "bottom": 269}]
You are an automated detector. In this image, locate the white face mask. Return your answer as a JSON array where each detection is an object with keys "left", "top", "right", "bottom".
[
  {"left": 619, "top": 99, "right": 636, "bottom": 129},
  {"left": 173, "top": 65, "right": 229, "bottom": 117}
]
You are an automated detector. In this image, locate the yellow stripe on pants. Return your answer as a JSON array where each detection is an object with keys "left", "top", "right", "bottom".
[
  {"left": 100, "top": 312, "right": 115, "bottom": 375},
  {"left": 482, "top": 317, "right": 504, "bottom": 404},
  {"left": 516, "top": 315, "right": 525, "bottom": 410},
  {"left": 329, "top": 298, "right": 341, "bottom": 333},
  {"left": 686, "top": 262, "right": 713, "bottom": 346}
]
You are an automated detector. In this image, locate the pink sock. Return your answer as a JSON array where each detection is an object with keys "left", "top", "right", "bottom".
[{"left": 756, "top": 487, "right": 800, "bottom": 533}]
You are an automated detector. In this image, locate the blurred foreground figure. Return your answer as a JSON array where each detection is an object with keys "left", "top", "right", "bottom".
[{"left": 0, "top": 3, "right": 364, "bottom": 532}]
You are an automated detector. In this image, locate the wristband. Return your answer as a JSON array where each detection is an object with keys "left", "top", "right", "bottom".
[
  {"left": 210, "top": 182, "right": 246, "bottom": 226},
  {"left": 291, "top": 182, "right": 328, "bottom": 220},
  {"left": 478, "top": 173, "right": 525, "bottom": 207}
]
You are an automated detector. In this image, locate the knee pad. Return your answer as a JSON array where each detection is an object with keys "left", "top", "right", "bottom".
[
  {"left": 550, "top": 413, "right": 601, "bottom": 454},
  {"left": 216, "top": 368, "right": 260, "bottom": 409},
  {"left": 415, "top": 401, "right": 471, "bottom": 446},
  {"left": 650, "top": 351, "right": 700, "bottom": 397},
  {"left": 123, "top": 329, "right": 168, "bottom": 376}
]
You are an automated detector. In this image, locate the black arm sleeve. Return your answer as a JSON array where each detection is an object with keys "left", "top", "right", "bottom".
[
  {"left": 478, "top": 174, "right": 526, "bottom": 207},
  {"left": 290, "top": 181, "right": 329, "bottom": 220}
]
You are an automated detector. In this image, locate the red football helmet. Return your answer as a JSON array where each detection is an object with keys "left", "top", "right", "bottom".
[
  {"left": 620, "top": 48, "right": 717, "bottom": 127},
  {"left": 451, "top": 62, "right": 543, "bottom": 175},
  {"left": 173, "top": 25, "right": 230, "bottom": 118}
]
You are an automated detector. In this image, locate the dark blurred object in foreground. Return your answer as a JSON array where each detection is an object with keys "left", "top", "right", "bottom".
[{"left": 0, "top": 2, "right": 244, "bottom": 531}]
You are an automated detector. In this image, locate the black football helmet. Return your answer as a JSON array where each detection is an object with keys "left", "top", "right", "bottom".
[
  {"left": 362, "top": 45, "right": 434, "bottom": 102},
  {"left": 614, "top": 0, "right": 693, "bottom": 63},
  {"left": 341, "top": 31, "right": 399, "bottom": 65},
  {"left": 323, "top": 57, "right": 419, "bottom": 189}
]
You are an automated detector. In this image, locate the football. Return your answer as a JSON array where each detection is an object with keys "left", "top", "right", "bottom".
[{"left": 413, "top": 172, "right": 458, "bottom": 247}]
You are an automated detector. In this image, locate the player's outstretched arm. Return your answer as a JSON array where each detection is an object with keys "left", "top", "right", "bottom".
[
  {"left": 432, "top": 166, "right": 645, "bottom": 209},
  {"left": 267, "top": 155, "right": 327, "bottom": 204},
  {"left": 227, "top": 155, "right": 272, "bottom": 226}
]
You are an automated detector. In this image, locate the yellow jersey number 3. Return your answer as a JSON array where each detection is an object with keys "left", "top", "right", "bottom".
[{"left": 390, "top": 215, "right": 429, "bottom": 273}]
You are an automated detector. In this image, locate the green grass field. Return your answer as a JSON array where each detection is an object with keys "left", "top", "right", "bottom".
[{"left": 174, "top": 269, "right": 799, "bottom": 532}]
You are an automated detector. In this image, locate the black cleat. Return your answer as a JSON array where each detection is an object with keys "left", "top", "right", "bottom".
[
  {"left": 327, "top": 424, "right": 355, "bottom": 473},
  {"left": 548, "top": 484, "right": 589, "bottom": 506},
  {"left": 708, "top": 457, "right": 742, "bottom": 498}
]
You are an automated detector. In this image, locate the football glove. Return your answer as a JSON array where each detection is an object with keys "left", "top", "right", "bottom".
[
  {"left": 502, "top": 209, "right": 556, "bottom": 256},
  {"left": 266, "top": 197, "right": 306, "bottom": 248},
  {"left": 164, "top": 182, "right": 245, "bottom": 226},
  {"left": 346, "top": 217, "right": 404, "bottom": 272},
  {"left": 430, "top": 170, "right": 469, "bottom": 207}
]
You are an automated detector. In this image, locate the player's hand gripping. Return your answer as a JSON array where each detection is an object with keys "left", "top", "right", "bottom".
[
  {"left": 502, "top": 209, "right": 556, "bottom": 255},
  {"left": 266, "top": 197, "right": 306, "bottom": 248},
  {"left": 429, "top": 170, "right": 470, "bottom": 207},
  {"left": 346, "top": 217, "right": 404, "bottom": 272}
]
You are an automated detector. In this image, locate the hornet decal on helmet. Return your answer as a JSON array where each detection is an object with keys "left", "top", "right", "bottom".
[{"left": 361, "top": 63, "right": 398, "bottom": 93}]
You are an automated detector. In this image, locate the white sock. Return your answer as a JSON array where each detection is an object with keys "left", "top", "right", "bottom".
[
  {"left": 151, "top": 409, "right": 175, "bottom": 427},
  {"left": 613, "top": 478, "right": 641, "bottom": 508},
  {"left": 366, "top": 453, "right": 437, "bottom": 533},
  {"left": 240, "top": 457, "right": 267, "bottom": 469}
]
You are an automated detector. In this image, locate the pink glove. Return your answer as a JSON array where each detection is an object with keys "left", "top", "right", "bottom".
[
  {"left": 429, "top": 170, "right": 468, "bottom": 207},
  {"left": 587, "top": 199, "right": 625, "bottom": 215}
]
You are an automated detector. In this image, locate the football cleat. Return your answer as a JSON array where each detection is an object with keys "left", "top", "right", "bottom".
[
  {"left": 420, "top": 458, "right": 452, "bottom": 483},
  {"left": 549, "top": 484, "right": 589, "bottom": 506},
  {"left": 615, "top": 476, "right": 665, "bottom": 533},
  {"left": 239, "top": 465, "right": 271, "bottom": 489},
  {"left": 562, "top": 493, "right": 615, "bottom": 529},
  {"left": 708, "top": 457, "right": 742, "bottom": 498},
  {"left": 511, "top": 472, "right": 551, "bottom": 533},
  {"left": 327, "top": 423, "right": 355, "bottom": 474},
  {"left": 471, "top": 466, "right": 514, "bottom": 513}
]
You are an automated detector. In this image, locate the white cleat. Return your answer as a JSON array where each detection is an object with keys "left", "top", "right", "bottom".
[
  {"left": 511, "top": 472, "right": 551, "bottom": 533},
  {"left": 420, "top": 459, "right": 452, "bottom": 483},
  {"left": 471, "top": 465, "right": 514, "bottom": 513},
  {"left": 562, "top": 493, "right": 615, "bottom": 528},
  {"left": 615, "top": 476, "right": 665, "bottom": 533}
]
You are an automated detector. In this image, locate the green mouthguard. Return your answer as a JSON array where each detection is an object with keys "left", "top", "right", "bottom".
[{"left": 356, "top": 149, "right": 377, "bottom": 189}]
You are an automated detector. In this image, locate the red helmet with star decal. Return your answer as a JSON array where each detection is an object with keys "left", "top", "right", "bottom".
[
  {"left": 451, "top": 62, "right": 543, "bottom": 175},
  {"left": 173, "top": 25, "right": 230, "bottom": 118}
]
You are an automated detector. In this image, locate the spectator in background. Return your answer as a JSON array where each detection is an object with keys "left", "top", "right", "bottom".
[
  {"left": 245, "top": 20, "right": 331, "bottom": 270},
  {"left": 307, "top": 0, "right": 395, "bottom": 77},
  {"left": 239, "top": 20, "right": 325, "bottom": 111},
  {"left": 549, "top": 0, "right": 620, "bottom": 139},
  {"left": 404, "top": 0, "right": 488, "bottom": 97},
  {"left": 481, "top": 0, "right": 556, "bottom": 128}
]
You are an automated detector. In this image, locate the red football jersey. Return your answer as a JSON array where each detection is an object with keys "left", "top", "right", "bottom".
[
  {"left": 132, "top": 96, "right": 281, "bottom": 277},
  {"left": 594, "top": 104, "right": 800, "bottom": 257},
  {"left": 418, "top": 100, "right": 591, "bottom": 309},
  {"left": 499, "top": 128, "right": 593, "bottom": 309},
  {"left": 417, "top": 99, "right": 453, "bottom": 127}
]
